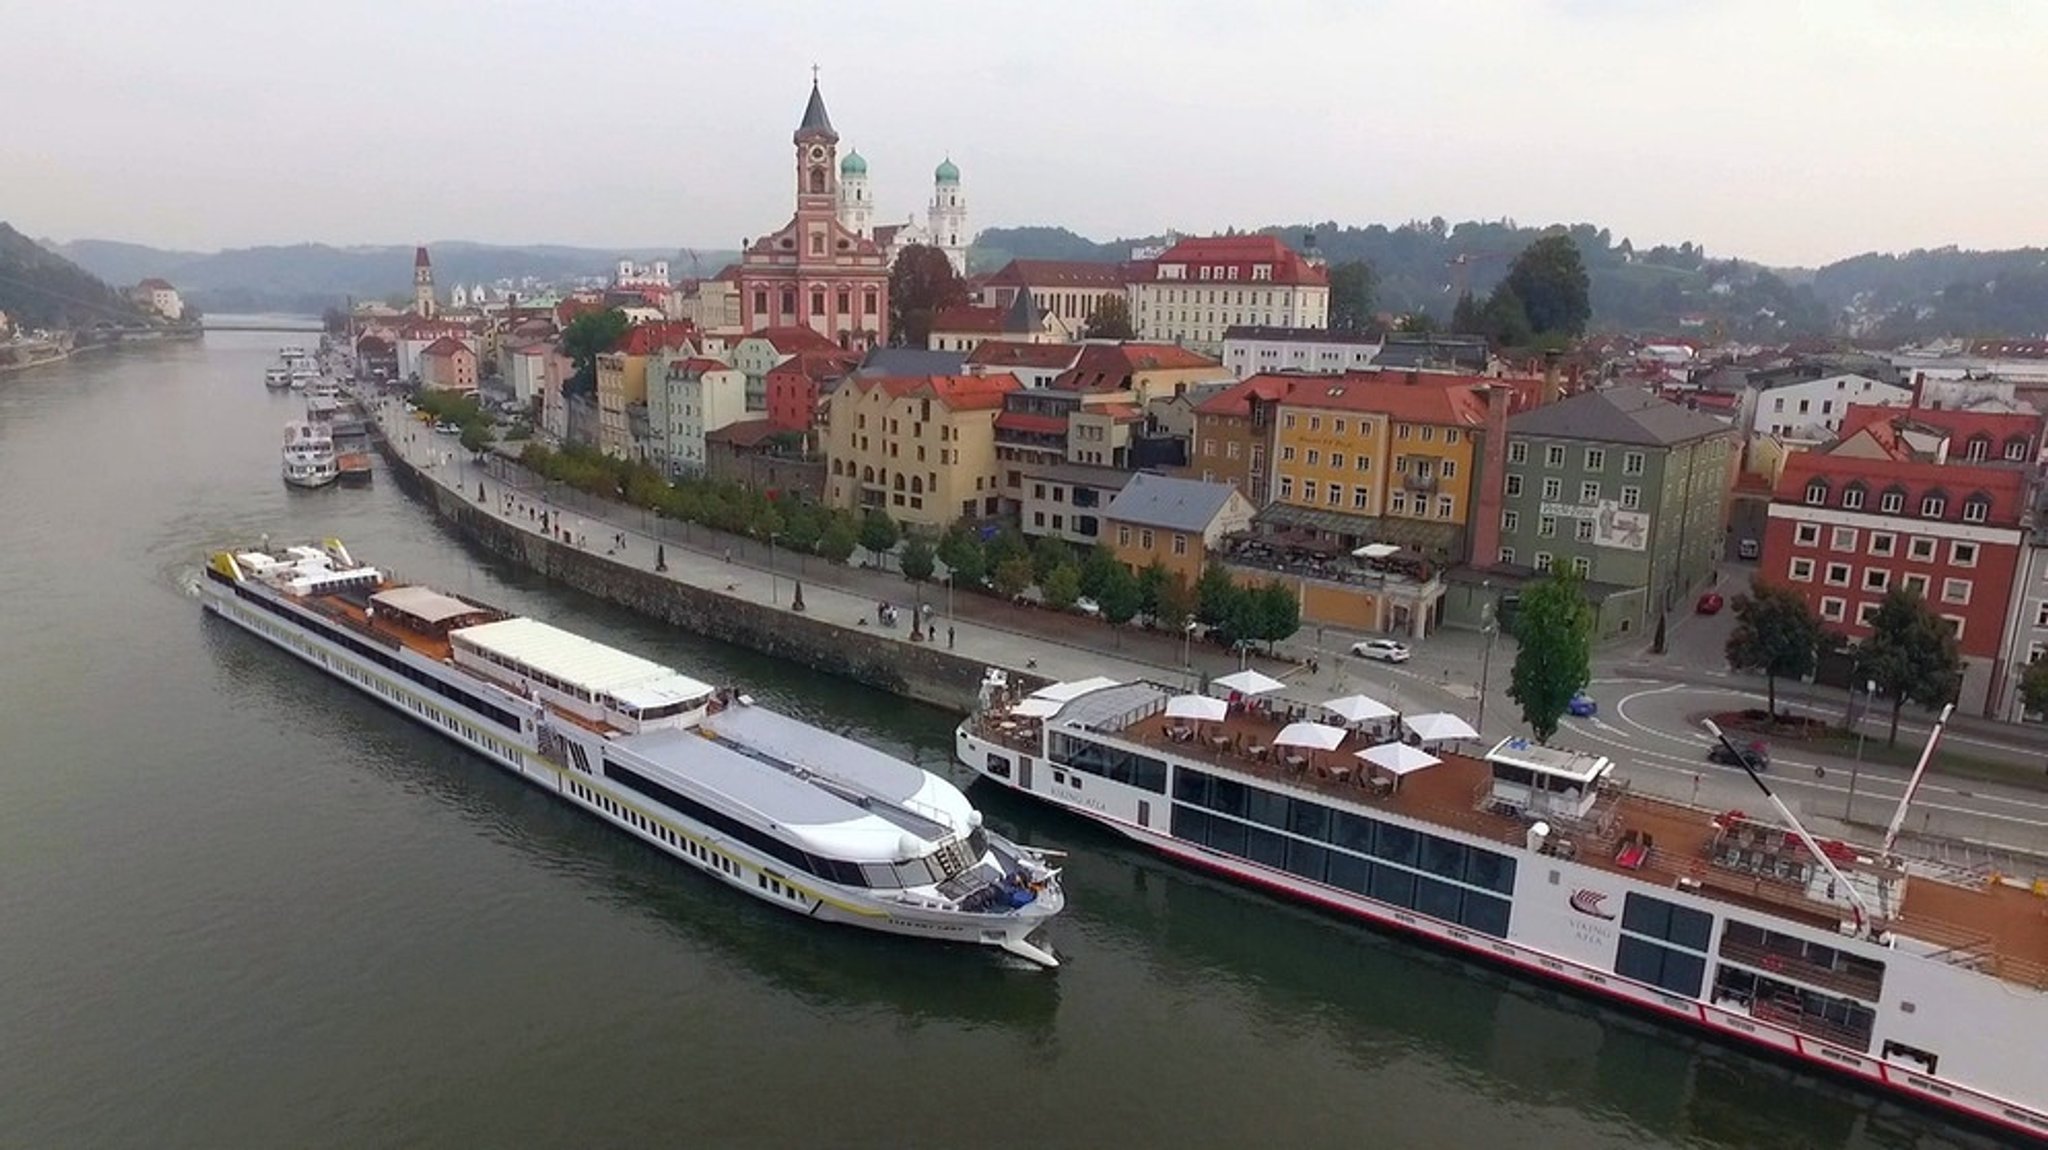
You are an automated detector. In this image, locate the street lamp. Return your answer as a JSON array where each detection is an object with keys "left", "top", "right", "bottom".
[
  {"left": 1846, "top": 678, "right": 1875, "bottom": 821},
  {"left": 1182, "top": 620, "right": 1198, "bottom": 692},
  {"left": 1477, "top": 600, "right": 1498, "bottom": 737},
  {"left": 768, "top": 532, "right": 781, "bottom": 606}
]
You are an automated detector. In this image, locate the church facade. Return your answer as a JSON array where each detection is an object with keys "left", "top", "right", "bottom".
[
  {"left": 734, "top": 81, "right": 893, "bottom": 350},
  {"left": 838, "top": 151, "right": 970, "bottom": 276}
]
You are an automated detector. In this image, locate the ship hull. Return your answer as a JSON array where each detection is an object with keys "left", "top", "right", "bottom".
[
  {"left": 197, "top": 576, "right": 1057, "bottom": 964},
  {"left": 957, "top": 727, "right": 2048, "bottom": 1140}
]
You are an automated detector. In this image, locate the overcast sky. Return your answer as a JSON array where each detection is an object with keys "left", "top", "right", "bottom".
[{"left": 6, "top": 0, "right": 2043, "bottom": 266}]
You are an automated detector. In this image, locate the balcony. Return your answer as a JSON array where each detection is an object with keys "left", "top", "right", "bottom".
[{"left": 1402, "top": 471, "right": 1438, "bottom": 493}]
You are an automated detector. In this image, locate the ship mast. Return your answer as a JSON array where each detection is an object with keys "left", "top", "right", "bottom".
[
  {"left": 1702, "top": 719, "right": 1877, "bottom": 936},
  {"left": 1878, "top": 702, "right": 1954, "bottom": 859}
]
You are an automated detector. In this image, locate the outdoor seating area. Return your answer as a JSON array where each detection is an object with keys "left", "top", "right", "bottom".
[{"left": 1221, "top": 533, "right": 1436, "bottom": 589}]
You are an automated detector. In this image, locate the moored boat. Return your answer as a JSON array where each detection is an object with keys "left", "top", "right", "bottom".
[
  {"left": 958, "top": 673, "right": 2048, "bottom": 1138},
  {"left": 199, "top": 540, "right": 1064, "bottom": 966},
  {"left": 263, "top": 366, "right": 290, "bottom": 390},
  {"left": 282, "top": 420, "right": 338, "bottom": 488}
]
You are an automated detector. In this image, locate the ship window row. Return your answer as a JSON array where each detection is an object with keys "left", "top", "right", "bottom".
[
  {"left": 236, "top": 587, "right": 522, "bottom": 731},
  {"left": 1171, "top": 804, "right": 1512, "bottom": 938},
  {"left": 460, "top": 643, "right": 594, "bottom": 703},
  {"left": 1173, "top": 767, "right": 1516, "bottom": 895},
  {"left": 1614, "top": 934, "right": 1706, "bottom": 999},
  {"left": 1710, "top": 966, "right": 1876, "bottom": 1052},
  {"left": 1621, "top": 892, "right": 1713, "bottom": 952},
  {"left": 1048, "top": 734, "right": 1168, "bottom": 793},
  {"left": 569, "top": 775, "right": 744, "bottom": 881},
  {"left": 603, "top": 759, "right": 877, "bottom": 888}
]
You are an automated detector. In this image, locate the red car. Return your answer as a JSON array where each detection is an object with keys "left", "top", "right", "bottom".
[{"left": 1696, "top": 592, "right": 1725, "bottom": 615}]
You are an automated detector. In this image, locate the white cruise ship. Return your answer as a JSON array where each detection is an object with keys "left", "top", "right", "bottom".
[
  {"left": 200, "top": 540, "right": 1064, "bottom": 966},
  {"left": 263, "top": 366, "right": 291, "bottom": 390},
  {"left": 281, "top": 421, "right": 338, "bottom": 488},
  {"left": 959, "top": 674, "right": 2048, "bottom": 1137}
]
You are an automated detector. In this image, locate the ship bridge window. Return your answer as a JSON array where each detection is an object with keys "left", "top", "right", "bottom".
[
  {"left": 1049, "top": 734, "right": 1167, "bottom": 792},
  {"left": 603, "top": 759, "right": 872, "bottom": 889}
]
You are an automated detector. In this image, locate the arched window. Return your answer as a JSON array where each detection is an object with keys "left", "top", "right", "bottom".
[
  {"left": 808, "top": 167, "right": 826, "bottom": 194},
  {"left": 910, "top": 476, "right": 924, "bottom": 494},
  {"left": 1842, "top": 481, "right": 1866, "bottom": 511},
  {"left": 1804, "top": 479, "right": 1828, "bottom": 506},
  {"left": 1966, "top": 434, "right": 1991, "bottom": 462},
  {"left": 1963, "top": 493, "right": 1992, "bottom": 524},
  {"left": 893, "top": 473, "right": 905, "bottom": 491},
  {"left": 1920, "top": 489, "right": 1947, "bottom": 518},
  {"left": 861, "top": 466, "right": 874, "bottom": 483},
  {"left": 2007, "top": 435, "right": 2031, "bottom": 462}
]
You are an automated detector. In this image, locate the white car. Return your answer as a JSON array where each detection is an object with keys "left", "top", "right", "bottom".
[
  {"left": 1350, "top": 638, "right": 1411, "bottom": 663},
  {"left": 1072, "top": 596, "right": 1101, "bottom": 617}
]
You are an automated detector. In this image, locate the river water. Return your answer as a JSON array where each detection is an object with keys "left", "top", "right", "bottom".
[{"left": 0, "top": 328, "right": 1996, "bottom": 1149}]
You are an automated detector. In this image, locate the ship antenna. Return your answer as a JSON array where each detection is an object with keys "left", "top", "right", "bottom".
[
  {"left": 1878, "top": 701, "right": 1955, "bottom": 860},
  {"left": 1702, "top": 719, "right": 1875, "bottom": 937}
]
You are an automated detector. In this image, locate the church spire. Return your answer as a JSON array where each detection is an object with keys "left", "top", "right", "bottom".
[{"left": 796, "top": 76, "right": 837, "bottom": 142}]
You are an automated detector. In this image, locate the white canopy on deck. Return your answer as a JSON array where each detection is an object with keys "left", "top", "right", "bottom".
[
  {"left": 1322, "top": 693, "right": 1396, "bottom": 724},
  {"left": 1274, "top": 721, "right": 1348, "bottom": 751},
  {"left": 1358, "top": 742, "right": 1442, "bottom": 776},
  {"left": 1029, "top": 675, "right": 1119, "bottom": 703},
  {"left": 1403, "top": 712, "right": 1481, "bottom": 743},
  {"left": 1213, "top": 669, "right": 1287, "bottom": 697},
  {"left": 1010, "top": 697, "right": 1063, "bottom": 719},
  {"left": 1165, "top": 694, "right": 1229, "bottom": 722}
]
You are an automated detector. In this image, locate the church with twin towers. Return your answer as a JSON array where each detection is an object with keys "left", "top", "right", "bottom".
[{"left": 830, "top": 110, "right": 969, "bottom": 275}]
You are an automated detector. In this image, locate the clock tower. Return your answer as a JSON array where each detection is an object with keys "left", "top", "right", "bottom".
[{"left": 793, "top": 78, "right": 839, "bottom": 265}]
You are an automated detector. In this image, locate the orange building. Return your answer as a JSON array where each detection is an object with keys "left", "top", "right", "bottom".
[{"left": 1103, "top": 473, "right": 1257, "bottom": 588}]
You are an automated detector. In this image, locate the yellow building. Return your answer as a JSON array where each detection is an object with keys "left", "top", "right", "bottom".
[
  {"left": 824, "top": 374, "right": 1021, "bottom": 530},
  {"left": 594, "top": 322, "right": 697, "bottom": 459},
  {"left": 1269, "top": 374, "right": 1488, "bottom": 528}
]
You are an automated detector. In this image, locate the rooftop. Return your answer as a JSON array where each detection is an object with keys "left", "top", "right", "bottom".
[
  {"left": 1508, "top": 384, "right": 1730, "bottom": 446},
  {"left": 453, "top": 616, "right": 713, "bottom": 710},
  {"left": 982, "top": 259, "right": 1129, "bottom": 289},
  {"left": 1104, "top": 472, "right": 1244, "bottom": 533},
  {"left": 1050, "top": 342, "right": 1222, "bottom": 392},
  {"left": 1223, "top": 325, "right": 1383, "bottom": 347},
  {"left": 1272, "top": 372, "right": 1490, "bottom": 425}
]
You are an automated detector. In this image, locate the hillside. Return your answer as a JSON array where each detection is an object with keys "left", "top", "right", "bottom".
[
  {"left": 972, "top": 221, "right": 1832, "bottom": 339},
  {"left": 45, "top": 240, "right": 740, "bottom": 316},
  {"left": 0, "top": 222, "right": 150, "bottom": 330},
  {"left": 1812, "top": 247, "right": 2048, "bottom": 341}
]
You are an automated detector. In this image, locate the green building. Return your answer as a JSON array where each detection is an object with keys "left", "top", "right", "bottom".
[{"left": 1446, "top": 386, "right": 1733, "bottom": 639}]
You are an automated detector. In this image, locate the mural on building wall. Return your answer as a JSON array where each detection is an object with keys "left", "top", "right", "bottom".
[{"left": 1537, "top": 500, "right": 1650, "bottom": 552}]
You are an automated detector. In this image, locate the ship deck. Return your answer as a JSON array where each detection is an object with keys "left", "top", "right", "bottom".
[{"left": 980, "top": 687, "right": 2048, "bottom": 989}]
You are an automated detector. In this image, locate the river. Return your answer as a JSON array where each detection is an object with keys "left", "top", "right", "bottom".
[{"left": 0, "top": 327, "right": 1997, "bottom": 1149}]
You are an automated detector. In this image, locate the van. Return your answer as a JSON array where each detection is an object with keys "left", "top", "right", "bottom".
[{"left": 1738, "top": 538, "right": 1759, "bottom": 560}]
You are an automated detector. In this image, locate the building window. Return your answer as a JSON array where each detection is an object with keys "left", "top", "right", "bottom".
[
  {"left": 1820, "top": 597, "right": 1846, "bottom": 622},
  {"left": 1901, "top": 572, "right": 1929, "bottom": 596},
  {"left": 1534, "top": 552, "right": 1553, "bottom": 572},
  {"left": 1794, "top": 523, "right": 1821, "bottom": 547},
  {"left": 1580, "top": 481, "right": 1600, "bottom": 503},
  {"left": 1921, "top": 494, "right": 1945, "bottom": 518},
  {"left": 1390, "top": 491, "right": 1407, "bottom": 514},
  {"left": 1445, "top": 429, "right": 1460, "bottom": 445},
  {"left": 1538, "top": 516, "right": 1557, "bottom": 538},
  {"left": 1575, "top": 520, "right": 1594, "bottom": 542},
  {"left": 1441, "top": 460, "right": 1457, "bottom": 479},
  {"left": 1498, "top": 547, "right": 1516, "bottom": 565},
  {"left": 1942, "top": 616, "right": 1966, "bottom": 641},
  {"left": 1868, "top": 532, "right": 1894, "bottom": 557},
  {"left": 1571, "top": 556, "right": 1592, "bottom": 577},
  {"left": 1305, "top": 450, "right": 1320, "bottom": 467},
  {"left": 1951, "top": 542, "right": 1977, "bottom": 567},
  {"left": 1284, "top": 414, "right": 1296, "bottom": 430},
  {"left": 1825, "top": 563, "right": 1851, "bottom": 587},
  {"left": 1278, "top": 477, "right": 1293, "bottom": 500},
  {"left": 1356, "top": 454, "right": 1371, "bottom": 472},
  {"left": 1502, "top": 510, "right": 1519, "bottom": 532},
  {"left": 1330, "top": 452, "right": 1345, "bottom": 470},
  {"left": 1908, "top": 537, "right": 1935, "bottom": 562},
  {"left": 1789, "top": 558, "right": 1815, "bottom": 582},
  {"left": 1863, "top": 568, "right": 1888, "bottom": 591},
  {"left": 1303, "top": 480, "right": 1318, "bottom": 503},
  {"left": 2036, "top": 601, "right": 2048, "bottom": 628},
  {"left": 1857, "top": 601, "right": 1882, "bottom": 626},
  {"left": 1880, "top": 489, "right": 1904, "bottom": 513},
  {"left": 1118, "top": 526, "right": 1130, "bottom": 546},
  {"left": 1280, "top": 446, "right": 1296, "bottom": 462},
  {"left": 1545, "top": 444, "right": 1565, "bottom": 467},
  {"left": 1542, "top": 477, "right": 1562, "bottom": 501},
  {"left": 1842, "top": 485, "right": 1865, "bottom": 511},
  {"left": 1942, "top": 578, "right": 1972, "bottom": 605},
  {"left": 1172, "top": 534, "right": 1188, "bottom": 556},
  {"left": 1623, "top": 451, "right": 1644, "bottom": 475},
  {"left": 1962, "top": 497, "right": 1990, "bottom": 524},
  {"left": 1353, "top": 486, "right": 1371, "bottom": 509},
  {"left": 1437, "top": 495, "right": 1454, "bottom": 518},
  {"left": 1805, "top": 481, "right": 1828, "bottom": 506},
  {"left": 1831, "top": 526, "right": 1858, "bottom": 552},
  {"left": 1505, "top": 475, "right": 1523, "bottom": 497},
  {"left": 1509, "top": 442, "right": 1527, "bottom": 464},
  {"left": 1619, "top": 486, "right": 1640, "bottom": 510},
  {"left": 1585, "top": 448, "right": 1605, "bottom": 471},
  {"left": 1140, "top": 529, "right": 1155, "bottom": 549}
]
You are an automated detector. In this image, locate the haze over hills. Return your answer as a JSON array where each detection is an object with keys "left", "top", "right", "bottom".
[
  {"left": 0, "top": 223, "right": 150, "bottom": 330},
  {"left": 39, "top": 222, "right": 2048, "bottom": 342},
  {"left": 42, "top": 239, "right": 740, "bottom": 318}
]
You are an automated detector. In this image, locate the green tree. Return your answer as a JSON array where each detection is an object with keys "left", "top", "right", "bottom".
[
  {"left": 558, "top": 308, "right": 629, "bottom": 396},
  {"left": 1195, "top": 561, "right": 1242, "bottom": 628},
  {"left": 1854, "top": 587, "right": 1964, "bottom": 746},
  {"left": 937, "top": 525, "right": 986, "bottom": 587},
  {"left": 992, "top": 556, "right": 1035, "bottom": 601},
  {"left": 458, "top": 421, "right": 492, "bottom": 457},
  {"left": 750, "top": 502, "right": 784, "bottom": 542},
  {"left": 985, "top": 525, "right": 1029, "bottom": 571},
  {"left": 1098, "top": 561, "right": 1142, "bottom": 627},
  {"left": 858, "top": 509, "right": 900, "bottom": 562},
  {"left": 2020, "top": 660, "right": 2048, "bottom": 718},
  {"left": 1393, "top": 312, "right": 1439, "bottom": 334},
  {"left": 1508, "top": 569, "right": 1593, "bottom": 743},
  {"left": 899, "top": 533, "right": 937, "bottom": 582},
  {"left": 1248, "top": 580, "right": 1302, "bottom": 652},
  {"left": 816, "top": 517, "right": 857, "bottom": 565},
  {"left": 1031, "top": 534, "right": 1072, "bottom": 584},
  {"left": 1480, "top": 286, "right": 1535, "bottom": 347},
  {"left": 887, "top": 244, "right": 968, "bottom": 347},
  {"left": 1449, "top": 290, "right": 1484, "bottom": 335},
  {"left": 1082, "top": 294, "right": 1135, "bottom": 339},
  {"left": 1154, "top": 573, "right": 1196, "bottom": 631},
  {"left": 1042, "top": 562, "right": 1083, "bottom": 611},
  {"left": 1327, "top": 259, "right": 1379, "bottom": 333},
  {"left": 1136, "top": 560, "right": 1169, "bottom": 620},
  {"left": 1079, "top": 545, "right": 1121, "bottom": 600},
  {"left": 781, "top": 503, "right": 824, "bottom": 554},
  {"left": 1724, "top": 583, "right": 1838, "bottom": 717},
  {"left": 1500, "top": 233, "right": 1591, "bottom": 338}
]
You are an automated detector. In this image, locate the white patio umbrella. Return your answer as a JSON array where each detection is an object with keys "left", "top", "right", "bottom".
[
  {"left": 1214, "top": 668, "right": 1287, "bottom": 697},
  {"left": 1274, "top": 721, "right": 1348, "bottom": 752},
  {"left": 1403, "top": 712, "right": 1481, "bottom": 743},
  {"left": 1321, "top": 693, "right": 1396, "bottom": 724},
  {"left": 1030, "top": 675, "right": 1119, "bottom": 703},
  {"left": 1165, "top": 694, "right": 1229, "bottom": 722},
  {"left": 1011, "top": 696, "right": 1063, "bottom": 719},
  {"left": 1358, "top": 741, "right": 1442, "bottom": 776}
]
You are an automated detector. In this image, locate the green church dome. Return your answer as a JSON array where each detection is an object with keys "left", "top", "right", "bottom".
[
  {"left": 840, "top": 150, "right": 866, "bottom": 176},
  {"left": 934, "top": 157, "right": 960, "bottom": 183}
]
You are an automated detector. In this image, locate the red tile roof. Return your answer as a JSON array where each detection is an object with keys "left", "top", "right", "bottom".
[
  {"left": 1837, "top": 402, "right": 2042, "bottom": 457},
  {"left": 981, "top": 259, "right": 1128, "bottom": 289},
  {"left": 744, "top": 325, "right": 843, "bottom": 354},
  {"left": 847, "top": 373, "right": 1021, "bottom": 412},
  {"left": 931, "top": 305, "right": 1010, "bottom": 334},
  {"left": 420, "top": 336, "right": 472, "bottom": 359},
  {"left": 1775, "top": 451, "right": 2029, "bottom": 525},
  {"left": 1126, "top": 234, "right": 1328, "bottom": 286},
  {"left": 706, "top": 418, "right": 800, "bottom": 448},
  {"left": 965, "top": 341, "right": 1084, "bottom": 370},
  {"left": 766, "top": 349, "right": 859, "bottom": 381},
  {"left": 1195, "top": 374, "right": 1297, "bottom": 417},
  {"left": 611, "top": 320, "right": 698, "bottom": 356},
  {"left": 1268, "top": 371, "right": 1489, "bottom": 426},
  {"left": 1051, "top": 342, "right": 1221, "bottom": 391},
  {"left": 995, "top": 411, "right": 1069, "bottom": 435}
]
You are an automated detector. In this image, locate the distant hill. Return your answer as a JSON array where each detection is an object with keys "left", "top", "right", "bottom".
[
  {"left": 43, "top": 240, "right": 740, "bottom": 316},
  {"left": 1811, "top": 246, "right": 2048, "bottom": 341},
  {"left": 0, "top": 222, "right": 150, "bottom": 330},
  {"left": 973, "top": 221, "right": 1833, "bottom": 339}
]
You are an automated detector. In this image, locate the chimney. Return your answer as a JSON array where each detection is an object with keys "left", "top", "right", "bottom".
[
  {"left": 1406, "top": 371, "right": 1420, "bottom": 386},
  {"left": 1541, "top": 350, "right": 1563, "bottom": 406},
  {"left": 1469, "top": 383, "right": 1512, "bottom": 571},
  {"left": 1910, "top": 369, "right": 1925, "bottom": 410}
]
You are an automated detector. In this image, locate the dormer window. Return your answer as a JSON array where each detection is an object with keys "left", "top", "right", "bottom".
[
  {"left": 1963, "top": 494, "right": 1991, "bottom": 524},
  {"left": 1966, "top": 434, "right": 1990, "bottom": 462},
  {"left": 1804, "top": 480, "right": 1828, "bottom": 506},
  {"left": 1880, "top": 487, "right": 1905, "bottom": 514},
  {"left": 1842, "top": 483, "right": 1865, "bottom": 511},
  {"left": 2007, "top": 435, "right": 2031, "bottom": 461},
  {"left": 1921, "top": 493, "right": 1947, "bottom": 518}
]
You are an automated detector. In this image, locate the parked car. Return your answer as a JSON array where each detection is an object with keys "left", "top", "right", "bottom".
[
  {"left": 1696, "top": 592, "right": 1725, "bottom": 615},
  {"left": 434, "top": 421, "right": 461, "bottom": 436},
  {"left": 1708, "top": 739, "right": 1770, "bottom": 771},
  {"left": 1072, "top": 596, "right": 1101, "bottom": 617},
  {"left": 1738, "top": 538, "right": 1759, "bottom": 560},
  {"left": 1568, "top": 692, "right": 1598, "bottom": 718},
  {"left": 1350, "top": 638, "right": 1411, "bottom": 663}
]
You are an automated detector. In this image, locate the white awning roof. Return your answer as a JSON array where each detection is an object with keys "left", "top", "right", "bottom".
[
  {"left": 1404, "top": 712, "right": 1481, "bottom": 743},
  {"left": 1213, "top": 669, "right": 1286, "bottom": 696},
  {"left": 1352, "top": 543, "right": 1401, "bottom": 560},
  {"left": 1011, "top": 697, "right": 1064, "bottom": 718},
  {"left": 453, "top": 616, "right": 713, "bottom": 705},
  {"left": 1030, "top": 675, "right": 1120, "bottom": 703},
  {"left": 1165, "top": 694, "right": 1229, "bottom": 722},
  {"left": 1322, "top": 693, "right": 1396, "bottom": 723},
  {"left": 372, "top": 585, "right": 484, "bottom": 625},
  {"left": 1274, "top": 721, "right": 1348, "bottom": 751},
  {"left": 1358, "top": 742, "right": 1442, "bottom": 776}
]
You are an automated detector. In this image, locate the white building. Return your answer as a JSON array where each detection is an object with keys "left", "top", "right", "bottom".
[
  {"left": 1742, "top": 372, "right": 1912, "bottom": 444},
  {"left": 1222, "top": 326, "right": 1383, "bottom": 379},
  {"left": 615, "top": 259, "right": 671, "bottom": 288},
  {"left": 1127, "top": 235, "right": 1329, "bottom": 355},
  {"left": 506, "top": 343, "right": 550, "bottom": 407},
  {"left": 132, "top": 278, "right": 184, "bottom": 321},
  {"left": 841, "top": 152, "right": 970, "bottom": 275},
  {"left": 657, "top": 357, "right": 753, "bottom": 476}
]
